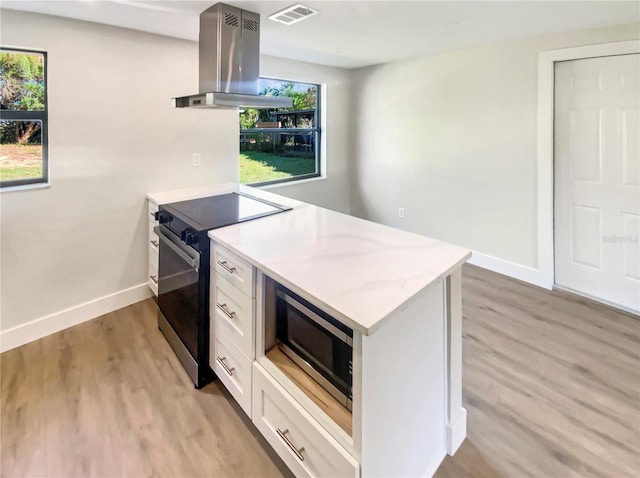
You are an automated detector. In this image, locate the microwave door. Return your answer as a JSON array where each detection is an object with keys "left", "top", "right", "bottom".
[{"left": 276, "top": 289, "right": 353, "bottom": 407}]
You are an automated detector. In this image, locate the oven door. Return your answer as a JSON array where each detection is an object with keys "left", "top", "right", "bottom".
[{"left": 156, "top": 225, "right": 201, "bottom": 359}]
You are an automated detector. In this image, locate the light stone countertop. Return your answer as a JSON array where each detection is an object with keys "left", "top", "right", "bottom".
[
  {"left": 146, "top": 182, "right": 470, "bottom": 335},
  {"left": 208, "top": 200, "right": 471, "bottom": 335}
]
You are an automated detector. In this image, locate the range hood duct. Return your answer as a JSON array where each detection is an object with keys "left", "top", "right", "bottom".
[{"left": 172, "top": 3, "right": 292, "bottom": 109}]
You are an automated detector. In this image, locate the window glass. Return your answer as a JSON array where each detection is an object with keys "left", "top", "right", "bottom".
[
  {"left": 0, "top": 120, "right": 43, "bottom": 181},
  {"left": 239, "top": 78, "right": 320, "bottom": 186},
  {"left": 0, "top": 48, "right": 48, "bottom": 188},
  {"left": 0, "top": 51, "right": 45, "bottom": 111}
]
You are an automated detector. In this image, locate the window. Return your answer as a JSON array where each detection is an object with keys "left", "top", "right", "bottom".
[
  {"left": 239, "top": 78, "right": 320, "bottom": 186},
  {"left": 0, "top": 48, "right": 48, "bottom": 188}
]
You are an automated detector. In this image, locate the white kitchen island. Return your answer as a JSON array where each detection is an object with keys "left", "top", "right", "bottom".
[{"left": 205, "top": 189, "right": 471, "bottom": 478}]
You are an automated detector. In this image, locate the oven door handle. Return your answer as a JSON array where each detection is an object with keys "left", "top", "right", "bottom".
[{"left": 155, "top": 225, "right": 200, "bottom": 272}]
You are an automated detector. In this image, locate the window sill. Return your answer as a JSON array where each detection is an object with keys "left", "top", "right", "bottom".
[
  {"left": 256, "top": 175, "right": 326, "bottom": 190},
  {"left": 1, "top": 182, "right": 51, "bottom": 193}
]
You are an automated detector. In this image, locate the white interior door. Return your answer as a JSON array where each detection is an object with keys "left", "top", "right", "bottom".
[{"left": 554, "top": 54, "right": 640, "bottom": 313}]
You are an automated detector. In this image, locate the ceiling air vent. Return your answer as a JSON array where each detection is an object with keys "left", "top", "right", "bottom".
[{"left": 268, "top": 4, "right": 318, "bottom": 25}]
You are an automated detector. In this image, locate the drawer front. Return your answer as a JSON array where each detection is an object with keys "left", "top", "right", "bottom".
[
  {"left": 148, "top": 249, "right": 158, "bottom": 296},
  {"left": 211, "top": 273, "right": 255, "bottom": 358},
  {"left": 212, "top": 243, "right": 254, "bottom": 298},
  {"left": 252, "top": 364, "right": 359, "bottom": 478},
  {"left": 149, "top": 222, "right": 159, "bottom": 249},
  {"left": 212, "top": 335, "right": 252, "bottom": 417},
  {"left": 148, "top": 201, "right": 159, "bottom": 222}
]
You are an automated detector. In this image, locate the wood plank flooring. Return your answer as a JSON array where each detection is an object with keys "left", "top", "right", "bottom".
[
  {"left": 1, "top": 299, "right": 290, "bottom": 478},
  {"left": 1, "top": 264, "right": 638, "bottom": 477},
  {"left": 436, "top": 265, "right": 640, "bottom": 478}
]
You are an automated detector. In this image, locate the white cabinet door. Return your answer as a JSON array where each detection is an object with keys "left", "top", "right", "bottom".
[
  {"left": 555, "top": 54, "right": 640, "bottom": 312},
  {"left": 212, "top": 243, "right": 255, "bottom": 298},
  {"left": 210, "top": 272, "right": 255, "bottom": 358},
  {"left": 211, "top": 332, "right": 253, "bottom": 417},
  {"left": 252, "top": 364, "right": 359, "bottom": 478}
]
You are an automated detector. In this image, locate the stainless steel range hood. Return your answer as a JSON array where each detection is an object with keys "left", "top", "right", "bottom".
[{"left": 172, "top": 3, "right": 292, "bottom": 109}]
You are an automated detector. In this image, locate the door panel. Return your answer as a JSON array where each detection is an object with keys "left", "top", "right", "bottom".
[
  {"left": 622, "top": 212, "right": 640, "bottom": 280},
  {"left": 571, "top": 205, "right": 602, "bottom": 269},
  {"left": 621, "top": 108, "right": 639, "bottom": 186},
  {"left": 570, "top": 108, "right": 602, "bottom": 182},
  {"left": 555, "top": 54, "right": 640, "bottom": 313}
]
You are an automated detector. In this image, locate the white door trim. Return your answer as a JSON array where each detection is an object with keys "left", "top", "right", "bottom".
[{"left": 536, "top": 40, "right": 640, "bottom": 289}]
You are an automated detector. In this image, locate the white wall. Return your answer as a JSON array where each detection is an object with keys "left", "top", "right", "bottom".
[
  {"left": 0, "top": 10, "right": 239, "bottom": 332},
  {"left": 350, "top": 23, "right": 639, "bottom": 275},
  {"left": 0, "top": 10, "right": 354, "bottom": 337},
  {"left": 259, "top": 55, "right": 353, "bottom": 214}
]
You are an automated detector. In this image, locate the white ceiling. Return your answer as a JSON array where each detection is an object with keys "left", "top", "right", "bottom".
[{"left": 2, "top": 1, "right": 639, "bottom": 68}]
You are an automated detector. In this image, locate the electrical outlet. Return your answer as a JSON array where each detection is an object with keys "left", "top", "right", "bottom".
[
  {"left": 192, "top": 153, "right": 202, "bottom": 167},
  {"left": 398, "top": 207, "right": 405, "bottom": 218}
]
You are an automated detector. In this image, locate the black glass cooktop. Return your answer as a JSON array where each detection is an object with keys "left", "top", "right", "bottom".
[{"left": 162, "top": 192, "right": 291, "bottom": 233}]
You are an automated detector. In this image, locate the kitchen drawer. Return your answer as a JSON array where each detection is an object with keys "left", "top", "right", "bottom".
[
  {"left": 252, "top": 364, "right": 359, "bottom": 478},
  {"left": 211, "top": 272, "right": 255, "bottom": 358},
  {"left": 148, "top": 200, "right": 159, "bottom": 222},
  {"left": 149, "top": 222, "right": 159, "bottom": 247},
  {"left": 212, "top": 242, "right": 254, "bottom": 298},
  {"left": 148, "top": 249, "right": 158, "bottom": 296},
  {"left": 211, "top": 333, "right": 252, "bottom": 417}
]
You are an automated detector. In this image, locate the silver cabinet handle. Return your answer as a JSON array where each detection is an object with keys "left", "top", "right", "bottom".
[
  {"left": 216, "top": 356, "right": 234, "bottom": 376},
  {"left": 150, "top": 240, "right": 159, "bottom": 248},
  {"left": 150, "top": 275, "right": 158, "bottom": 284},
  {"left": 217, "top": 260, "right": 236, "bottom": 274},
  {"left": 276, "top": 428, "right": 305, "bottom": 461},
  {"left": 216, "top": 303, "right": 236, "bottom": 319}
]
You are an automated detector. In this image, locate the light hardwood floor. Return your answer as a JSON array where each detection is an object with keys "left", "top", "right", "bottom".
[{"left": 1, "top": 265, "right": 638, "bottom": 477}]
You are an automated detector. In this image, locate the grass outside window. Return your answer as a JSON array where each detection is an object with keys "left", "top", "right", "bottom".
[{"left": 240, "top": 151, "right": 317, "bottom": 185}]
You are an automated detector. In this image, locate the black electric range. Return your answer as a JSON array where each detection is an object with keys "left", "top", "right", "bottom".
[{"left": 154, "top": 192, "right": 291, "bottom": 387}]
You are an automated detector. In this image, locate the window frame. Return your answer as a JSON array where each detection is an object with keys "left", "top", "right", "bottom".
[
  {"left": 0, "top": 47, "right": 49, "bottom": 189},
  {"left": 239, "top": 77, "right": 321, "bottom": 187}
]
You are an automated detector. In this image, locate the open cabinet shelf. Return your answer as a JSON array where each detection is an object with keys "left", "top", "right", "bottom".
[{"left": 265, "top": 346, "right": 353, "bottom": 437}]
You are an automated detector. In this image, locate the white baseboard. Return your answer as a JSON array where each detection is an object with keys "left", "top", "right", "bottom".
[
  {"left": 467, "top": 252, "right": 552, "bottom": 290},
  {"left": 0, "top": 283, "right": 152, "bottom": 353},
  {"left": 446, "top": 407, "right": 467, "bottom": 456}
]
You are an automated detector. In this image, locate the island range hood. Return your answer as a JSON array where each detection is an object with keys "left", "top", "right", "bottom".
[{"left": 172, "top": 3, "right": 292, "bottom": 109}]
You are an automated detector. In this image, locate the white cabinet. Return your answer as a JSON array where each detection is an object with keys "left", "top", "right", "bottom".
[
  {"left": 208, "top": 239, "right": 361, "bottom": 478},
  {"left": 210, "top": 241, "right": 256, "bottom": 418},
  {"left": 148, "top": 200, "right": 159, "bottom": 296},
  {"left": 252, "top": 363, "right": 359, "bottom": 478},
  {"left": 209, "top": 239, "right": 462, "bottom": 478}
]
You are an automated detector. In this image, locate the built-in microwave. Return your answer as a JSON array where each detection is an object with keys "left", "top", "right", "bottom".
[{"left": 273, "top": 284, "right": 353, "bottom": 411}]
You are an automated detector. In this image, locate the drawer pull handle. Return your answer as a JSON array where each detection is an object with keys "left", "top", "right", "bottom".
[
  {"left": 276, "top": 428, "right": 305, "bottom": 461},
  {"left": 216, "top": 303, "right": 236, "bottom": 319},
  {"left": 150, "top": 240, "right": 159, "bottom": 248},
  {"left": 150, "top": 275, "right": 158, "bottom": 284},
  {"left": 216, "top": 356, "right": 235, "bottom": 376},
  {"left": 217, "top": 260, "right": 236, "bottom": 274}
]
